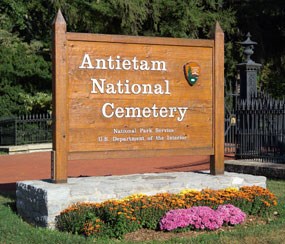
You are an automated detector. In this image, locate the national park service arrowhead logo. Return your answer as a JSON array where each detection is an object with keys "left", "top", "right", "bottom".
[{"left": 183, "top": 62, "right": 200, "bottom": 86}]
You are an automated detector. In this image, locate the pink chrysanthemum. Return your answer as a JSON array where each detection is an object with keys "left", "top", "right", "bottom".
[
  {"left": 160, "top": 204, "right": 246, "bottom": 232},
  {"left": 216, "top": 204, "right": 246, "bottom": 225}
]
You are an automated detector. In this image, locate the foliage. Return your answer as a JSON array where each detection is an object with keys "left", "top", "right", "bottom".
[
  {"left": 0, "top": 0, "right": 52, "bottom": 116},
  {"left": 55, "top": 186, "right": 277, "bottom": 239},
  {"left": 228, "top": 0, "right": 285, "bottom": 97},
  {"left": 21, "top": 92, "right": 52, "bottom": 114},
  {"left": 56, "top": 206, "right": 107, "bottom": 237},
  {"left": 0, "top": 80, "right": 27, "bottom": 116},
  {"left": 260, "top": 60, "right": 285, "bottom": 98}
]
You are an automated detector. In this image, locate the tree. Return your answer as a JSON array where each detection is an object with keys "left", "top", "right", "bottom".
[
  {"left": 228, "top": 0, "right": 285, "bottom": 97},
  {"left": 1, "top": 0, "right": 255, "bottom": 116},
  {"left": 0, "top": 0, "right": 52, "bottom": 116},
  {"left": 59, "top": 0, "right": 237, "bottom": 78}
]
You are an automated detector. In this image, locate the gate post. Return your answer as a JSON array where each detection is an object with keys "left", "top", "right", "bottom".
[
  {"left": 236, "top": 33, "right": 262, "bottom": 158},
  {"left": 237, "top": 33, "right": 262, "bottom": 101}
]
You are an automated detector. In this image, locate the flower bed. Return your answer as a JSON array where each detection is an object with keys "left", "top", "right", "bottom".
[{"left": 55, "top": 186, "right": 277, "bottom": 239}]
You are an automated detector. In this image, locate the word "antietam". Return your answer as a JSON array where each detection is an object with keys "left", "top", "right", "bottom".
[
  {"left": 91, "top": 79, "right": 170, "bottom": 95},
  {"left": 79, "top": 54, "right": 167, "bottom": 71}
]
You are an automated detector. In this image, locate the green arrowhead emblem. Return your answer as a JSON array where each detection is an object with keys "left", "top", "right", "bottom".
[{"left": 183, "top": 62, "right": 200, "bottom": 86}]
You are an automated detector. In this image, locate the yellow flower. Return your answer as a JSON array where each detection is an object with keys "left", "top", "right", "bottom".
[
  {"left": 224, "top": 187, "right": 239, "bottom": 192},
  {"left": 179, "top": 189, "right": 199, "bottom": 195}
]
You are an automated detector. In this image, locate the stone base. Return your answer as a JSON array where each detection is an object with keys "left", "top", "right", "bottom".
[{"left": 16, "top": 171, "right": 266, "bottom": 228}]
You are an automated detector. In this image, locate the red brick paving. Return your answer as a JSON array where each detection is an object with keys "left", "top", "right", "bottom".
[{"left": 0, "top": 152, "right": 210, "bottom": 191}]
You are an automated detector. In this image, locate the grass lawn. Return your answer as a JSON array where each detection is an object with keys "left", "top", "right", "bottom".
[{"left": 0, "top": 179, "right": 284, "bottom": 244}]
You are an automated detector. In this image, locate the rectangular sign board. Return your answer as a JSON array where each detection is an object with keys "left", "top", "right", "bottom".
[
  {"left": 52, "top": 10, "right": 224, "bottom": 183},
  {"left": 69, "top": 38, "right": 213, "bottom": 153}
]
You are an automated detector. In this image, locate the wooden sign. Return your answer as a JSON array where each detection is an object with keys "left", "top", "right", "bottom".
[{"left": 52, "top": 10, "right": 224, "bottom": 183}]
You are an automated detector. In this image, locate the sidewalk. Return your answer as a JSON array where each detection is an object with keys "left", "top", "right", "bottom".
[{"left": 1, "top": 151, "right": 283, "bottom": 192}]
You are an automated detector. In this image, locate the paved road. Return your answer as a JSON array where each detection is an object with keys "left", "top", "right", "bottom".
[{"left": 0, "top": 152, "right": 210, "bottom": 191}]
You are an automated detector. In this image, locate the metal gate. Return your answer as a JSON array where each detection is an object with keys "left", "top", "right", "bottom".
[{"left": 224, "top": 82, "right": 238, "bottom": 155}]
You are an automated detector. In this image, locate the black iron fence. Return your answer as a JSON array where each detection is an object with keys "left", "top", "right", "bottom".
[
  {"left": 235, "top": 95, "right": 285, "bottom": 163},
  {"left": 0, "top": 114, "right": 52, "bottom": 146}
]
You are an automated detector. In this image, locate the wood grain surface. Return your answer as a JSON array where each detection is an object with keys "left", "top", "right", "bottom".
[{"left": 66, "top": 37, "right": 214, "bottom": 155}]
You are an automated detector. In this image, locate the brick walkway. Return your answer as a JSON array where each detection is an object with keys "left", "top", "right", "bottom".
[{"left": 0, "top": 152, "right": 210, "bottom": 191}]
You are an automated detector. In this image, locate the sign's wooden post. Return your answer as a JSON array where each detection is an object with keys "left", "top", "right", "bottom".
[
  {"left": 52, "top": 10, "right": 68, "bottom": 183},
  {"left": 210, "top": 22, "right": 225, "bottom": 175}
]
